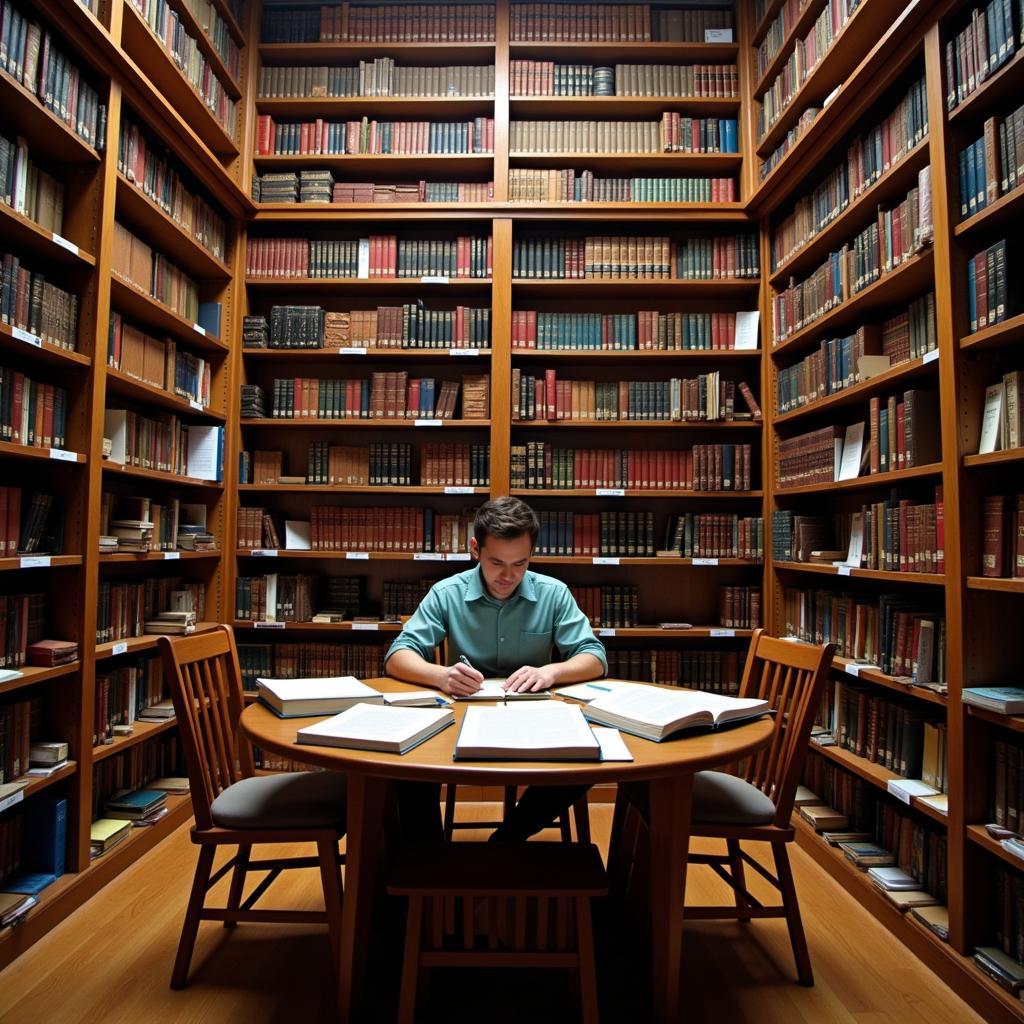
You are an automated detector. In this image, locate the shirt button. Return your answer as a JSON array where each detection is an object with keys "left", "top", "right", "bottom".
[{"left": 500, "top": 637, "right": 505, "bottom": 642}]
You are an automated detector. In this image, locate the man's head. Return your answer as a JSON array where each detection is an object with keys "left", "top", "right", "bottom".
[{"left": 470, "top": 497, "right": 539, "bottom": 600}]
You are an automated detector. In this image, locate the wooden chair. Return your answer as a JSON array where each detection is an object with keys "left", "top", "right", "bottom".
[
  {"left": 612, "top": 629, "right": 835, "bottom": 986},
  {"left": 157, "top": 625, "right": 347, "bottom": 990},
  {"left": 388, "top": 841, "right": 608, "bottom": 1024}
]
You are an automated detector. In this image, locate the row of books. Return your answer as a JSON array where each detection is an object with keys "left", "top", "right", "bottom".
[
  {"left": 90, "top": 737, "right": 184, "bottom": 819},
  {"left": 511, "top": 309, "right": 756, "bottom": 351},
  {"left": 662, "top": 513, "right": 764, "bottom": 561},
  {"left": 775, "top": 296, "right": 938, "bottom": 413},
  {"left": 238, "top": 642, "right": 389, "bottom": 694},
  {"left": 0, "top": 793, "right": 65, "bottom": 901},
  {"left": 510, "top": 443, "right": 755, "bottom": 492},
  {"left": 1, "top": 252, "right": 79, "bottom": 350},
  {"left": 382, "top": 580, "right": 433, "bottom": 618},
  {"left": 95, "top": 578, "right": 205, "bottom": 643},
  {"left": 966, "top": 238, "right": 1010, "bottom": 333},
  {"left": 991, "top": 739, "right": 1024, "bottom": 834},
  {"left": 756, "top": 0, "right": 808, "bottom": 80},
  {"left": 511, "top": 234, "right": 761, "bottom": 280},
  {"left": 0, "top": 132, "right": 64, "bottom": 234},
  {"left": 0, "top": 697, "right": 32, "bottom": 783},
  {"left": 93, "top": 657, "right": 171, "bottom": 745},
  {"left": 0, "top": 488, "right": 59, "bottom": 556},
  {"left": 508, "top": 115, "right": 738, "bottom": 154},
  {"left": 571, "top": 584, "right": 638, "bottom": 628},
  {"left": 99, "top": 493, "right": 211, "bottom": 554},
  {"left": 944, "top": 0, "right": 1023, "bottom": 110},
  {"left": 981, "top": 370, "right": 1024, "bottom": 457},
  {"left": 0, "top": 593, "right": 44, "bottom": 668},
  {"left": 103, "top": 409, "right": 224, "bottom": 480},
  {"left": 130, "top": 0, "right": 237, "bottom": 136},
  {"left": 959, "top": 106, "right": 1024, "bottom": 222},
  {"left": 244, "top": 304, "right": 491, "bottom": 349},
  {"left": 236, "top": 573, "right": 340, "bottom": 623},
  {"left": 184, "top": 0, "right": 240, "bottom": 81},
  {"left": 261, "top": 3, "right": 496, "bottom": 43},
  {"left": 0, "top": 365, "right": 68, "bottom": 449},
  {"left": 507, "top": 169, "right": 737, "bottom": 204},
  {"left": 981, "top": 494, "right": 1024, "bottom": 578},
  {"left": 757, "top": 0, "right": 863, "bottom": 142},
  {"left": 978, "top": 870, "right": 1024, "bottom": 992},
  {"left": 772, "top": 171, "right": 933, "bottom": 342},
  {"left": 253, "top": 173, "right": 496, "bottom": 206},
  {"left": 305, "top": 440, "right": 490, "bottom": 487},
  {"left": 770, "top": 77, "right": 929, "bottom": 272},
  {"left": 111, "top": 222, "right": 199, "bottom": 324},
  {"left": 782, "top": 587, "right": 945, "bottom": 684},
  {"left": 255, "top": 116, "right": 494, "bottom": 156},
  {"left": 0, "top": 1, "right": 107, "bottom": 149},
  {"left": 511, "top": 369, "right": 758, "bottom": 422},
  {"left": 606, "top": 649, "right": 742, "bottom": 694},
  {"left": 759, "top": 106, "right": 821, "bottom": 182},
  {"left": 258, "top": 61, "right": 493, "bottom": 99},
  {"left": 117, "top": 115, "right": 227, "bottom": 262},
  {"left": 719, "top": 586, "right": 761, "bottom": 629},
  {"left": 107, "top": 313, "right": 212, "bottom": 409},
  {"left": 509, "top": 61, "right": 738, "bottom": 98},
  {"left": 508, "top": 3, "right": 732, "bottom": 42},
  {"left": 245, "top": 235, "right": 493, "bottom": 279}
]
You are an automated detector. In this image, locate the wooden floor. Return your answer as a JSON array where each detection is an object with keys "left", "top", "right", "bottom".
[{"left": 0, "top": 803, "right": 983, "bottom": 1024}]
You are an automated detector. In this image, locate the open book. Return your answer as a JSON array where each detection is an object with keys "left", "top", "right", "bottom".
[
  {"left": 381, "top": 689, "right": 452, "bottom": 708},
  {"left": 581, "top": 687, "right": 769, "bottom": 742},
  {"left": 257, "top": 676, "right": 384, "bottom": 717},
  {"left": 457, "top": 679, "right": 552, "bottom": 701},
  {"left": 454, "top": 702, "right": 601, "bottom": 760},
  {"left": 296, "top": 703, "right": 454, "bottom": 754}
]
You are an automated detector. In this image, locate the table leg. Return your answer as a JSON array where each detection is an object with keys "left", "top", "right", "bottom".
[
  {"left": 646, "top": 772, "right": 693, "bottom": 1024},
  {"left": 338, "top": 773, "right": 388, "bottom": 1022}
]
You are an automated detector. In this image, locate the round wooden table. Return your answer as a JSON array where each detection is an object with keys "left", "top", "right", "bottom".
[{"left": 240, "top": 679, "right": 775, "bottom": 1024}]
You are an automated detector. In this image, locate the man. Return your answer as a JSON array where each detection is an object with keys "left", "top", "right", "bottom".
[{"left": 385, "top": 496, "right": 607, "bottom": 840}]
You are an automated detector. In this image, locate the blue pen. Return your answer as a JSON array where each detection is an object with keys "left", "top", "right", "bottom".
[{"left": 586, "top": 683, "right": 612, "bottom": 691}]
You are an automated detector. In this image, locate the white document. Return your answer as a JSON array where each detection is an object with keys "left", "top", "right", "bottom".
[
  {"left": 104, "top": 409, "right": 127, "bottom": 464},
  {"left": 285, "top": 520, "right": 312, "bottom": 550},
  {"left": 357, "top": 237, "right": 370, "bottom": 278},
  {"left": 455, "top": 703, "right": 601, "bottom": 760},
  {"left": 557, "top": 680, "right": 646, "bottom": 703},
  {"left": 456, "top": 680, "right": 552, "bottom": 701},
  {"left": 886, "top": 778, "right": 939, "bottom": 805},
  {"left": 979, "top": 384, "right": 1005, "bottom": 454},
  {"left": 856, "top": 355, "right": 891, "bottom": 380},
  {"left": 845, "top": 511, "right": 865, "bottom": 567},
  {"left": 734, "top": 310, "right": 760, "bottom": 350},
  {"left": 592, "top": 727, "right": 633, "bottom": 761},
  {"left": 186, "top": 425, "right": 221, "bottom": 480},
  {"left": 838, "top": 422, "right": 865, "bottom": 481}
]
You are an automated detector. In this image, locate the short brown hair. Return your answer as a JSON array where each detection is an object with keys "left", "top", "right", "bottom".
[{"left": 473, "top": 497, "right": 539, "bottom": 549}]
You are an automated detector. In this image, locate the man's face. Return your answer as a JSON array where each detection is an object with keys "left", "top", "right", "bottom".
[{"left": 470, "top": 532, "right": 532, "bottom": 600}]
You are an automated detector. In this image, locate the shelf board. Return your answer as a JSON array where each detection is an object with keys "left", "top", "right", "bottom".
[
  {"left": 239, "top": 484, "right": 486, "bottom": 495},
  {"left": 114, "top": 175, "right": 231, "bottom": 281},
  {"left": 256, "top": 95, "right": 494, "bottom": 117},
  {"left": 508, "top": 151, "right": 742, "bottom": 175},
  {"left": 0, "top": 204, "right": 96, "bottom": 270},
  {"left": 530, "top": 556, "right": 760, "bottom": 567},
  {"left": 963, "top": 448, "right": 1024, "bottom": 469},
  {"left": 774, "top": 561, "right": 944, "bottom": 585},
  {"left": 0, "top": 71, "right": 101, "bottom": 164},
  {"left": 244, "top": 347, "right": 492, "bottom": 360},
  {"left": 830, "top": 655, "right": 948, "bottom": 708},
  {"left": 240, "top": 417, "right": 490, "bottom": 429},
  {"left": 252, "top": 154, "right": 493, "bottom": 174},
  {"left": 808, "top": 740, "right": 948, "bottom": 825},
  {"left": 954, "top": 181, "right": 1024, "bottom": 239},
  {"left": 508, "top": 96, "right": 740, "bottom": 117},
  {"left": 753, "top": 0, "right": 827, "bottom": 99},
  {"left": 253, "top": 202, "right": 750, "bottom": 221},
  {"left": 959, "top": 310, "right": 1024, "bottom": 352},
  {"left": 101, "top": 461, "right": 223, "bottom": 489},
  {"left": 510, "top": 488, "right": 764, "bottom": 499},
  {"left": 98, "top": 550, "right": 220, "bottom": 564},
  {"left": 259, "top": 41, "right": 496, "bottom": 62},
  {"left": 0, "top": 662, "right": 81, "bottom": 698},
  {"left": 0, "top": 441, "right": 86, "bottom": 464},
  {"left": 93, "top": 716, "right": 181, "bottom": 763},
  {"left": 774, "top": 462, "right": 943, "bottom": 496},
  {"left": 513, "top": 419, "right": 761, "bottom": 430},
  {"left": 109, "top": 277, "right": 227, "bottom": 353},
  {"left": 511, "top": 278, "right": 759, "bottom": 297},
  {"left": 512, "top": 348, "right": 761, "bottom": 360},
  {"left": 0, "top": 555, "right": 82, "bottom": 573},
  {"left": 966, "top": 823, "right": 1024, "bottom": 873},
  {"left": 948, "top": 47, "right": 1024, "bottom": 125},
  {"left": 244, "top": 276, "right": 492, "bottom": 292},
  {"left": 0, "top": 324, "right": 91, "bottom": 369},
  {"left": 235, "top": 550, "right": 474, "bottom": 562},
  {"left": 95, "top": 622, "right": 219, "bottom": 660},
  {"left": 120, "top": 2, "right": 239, "bottom": 158},
  {"left": 966, "top": 705, "right": 1024, "bottom": 733},
  {"left": 8, "top": 761, "right": 79, "bottom": 801},
  {"left": 232, "top": 619, "right": 404, "bottom": 632},
  {"left": 104, "top": 368, "right": 226, "bottom": 422},
  {"left": 768, "top": 137, "right": 931, "bottom": 287},
  {"left": 966, "top": 577, "right": 1024, "bottom": 595},
  {"left": 772, "top": 354, "right": 937, "bottom": 426},
  {"left": 770, "top": 249, "right": 935, "bottom": 357},
  {"left": 508, "top": 41, "right": 739, "bottom": 62}
]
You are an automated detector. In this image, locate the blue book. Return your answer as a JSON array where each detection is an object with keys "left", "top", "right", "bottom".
[
  {"left": 25, "top": 796, "right": 65, "bottom": 876},
  {"left": 962, "top": 687, "right": 1024, "bottom": 713},
  {"left": 2, "top": 872, "right": 57, "bottom": 895},
  {"left": 197, "top": 301, "right": 222, "bottom": 339}
]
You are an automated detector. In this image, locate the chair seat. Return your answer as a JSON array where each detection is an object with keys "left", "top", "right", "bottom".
[
  {"left": 691, "top": 770, "right": 776, "bottom": 826},
  {"left": 210, "top": 771, "right": 347, "bottom": 831}
]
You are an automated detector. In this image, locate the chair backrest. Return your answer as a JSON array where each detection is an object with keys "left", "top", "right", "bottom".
[
  {"left": 737, "top": 629, "right": 835, "bottom": 828},
  {"left": 157, "top": 625, "right": 254, "bottom": 831}
]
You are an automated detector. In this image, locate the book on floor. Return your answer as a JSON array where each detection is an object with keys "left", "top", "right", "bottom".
[
  {"left": 456, "top": 680, "right": 552, "bottom": 701},
  {"left": 257, "top": 675, "right": 384, "bottom": 717},
  {"left": 296, "top": 704, "right": 454, "bottom": 754},
  {"left": 580, "top": 687, "right": 769, "bottom": 742},
  {"left": 454, "top": 702, "right": 601, "bottom": 761}
]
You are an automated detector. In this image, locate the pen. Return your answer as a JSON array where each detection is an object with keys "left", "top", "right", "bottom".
[
  {"left": 586, "top": 683, "right": 612, "bottom": 692},
  {"left": 459, "top": 655, "right": 497, "bottom": 702}
]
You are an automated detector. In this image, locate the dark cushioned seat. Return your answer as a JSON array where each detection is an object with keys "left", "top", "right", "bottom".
[
  {"left": 210, "top": 771, "right": 347, "bottom": 830},
  {"left": 691, "top": 770, "right": 776, "bottom": 826}
]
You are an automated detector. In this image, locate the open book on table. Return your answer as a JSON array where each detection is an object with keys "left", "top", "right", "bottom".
[
  {"left": 296, "top": 703, "right": 455, "bottom": 754},
  {"left": 454, "top": 702, "right": 601, "bottom": 760},
  {"left": 581, "top": 687, "right": 770, "bottom": 742},
  {"left": 456, "top": 679, "right": 552, "bottom": 700}
]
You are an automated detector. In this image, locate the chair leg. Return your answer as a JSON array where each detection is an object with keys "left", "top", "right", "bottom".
[
  {"left": 727, "top": 839, "right": 752, "bottom": 924},
  {"left": 575, "top": 897, "right": 599, "bottom": 1024},
  {"left": 317, "top": 838, "right": 345, "bottom": 982},
  {"left": 502, "top": 785, "right": 517, "bottom": 822},
  {"left": 559, "top": 813, "right": 573, "bottom": 843},
  {"left": 606, "top": 788, "right": 633, "bottom": 897},
  {"left": 773, "top": 842, "right": 814, "bottom": 986},
  {"left": 397, "top": 896, "right": 425, "bottom": 1024},
  {"left": 223, "top": 843, "right": 251, "bottom": 929},
  {"left": 572, "top": 798, "right": 592, "bottom": 846},
  {"left": 443, "top": 784, "right": 457, "bottom": 841},
  {"left": 171, "top": 844, "right": 216, "bottom": 990}
]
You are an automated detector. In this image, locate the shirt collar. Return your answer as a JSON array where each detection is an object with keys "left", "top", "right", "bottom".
[{"left": 465, "top": 565, "right": 538, "bottom": 603}]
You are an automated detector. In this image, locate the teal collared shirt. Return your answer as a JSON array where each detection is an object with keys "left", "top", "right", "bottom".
[{"left": 385, "top": 565, "right": 607, "bottom": 677}]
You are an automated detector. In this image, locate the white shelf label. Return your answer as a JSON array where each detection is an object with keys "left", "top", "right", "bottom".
[
  {"left": 193, "top": 323, "right": 206, "bottom": 336},
  {"left": 250, "top": 549, "right": 278, "bottom": 557},
  {"left": 0, "top": 789, "right": 24, "bottom": 814},
  {"left": 421, "top": 276, "right": 450, "bottom": 284},
  {"left": 189, "top": 399, "right": 203, "bottom": 411},
  {"left": 339, "top": 347, "right": 367, "bottom": 355},
  {"left": 593, "top": 556, "right": 620, "bottom": 565},
  {"left": 112, "top": 642, "right": 128, "bottom": 656},
  {"left": 11, "top": 325, "right": 41, "bottom": 348},
  {"left": 709, "top": 628, "right": 736, "bottom": 638},
  {"left": 836, "top": 565, "right": 853, "bottom": 576},
  {"left": 598, "top": 628, "right": 617, "bottom": 637},
  {"left": 595, "top": 488, "right": 625, "bottom": 497},
  {"left": 414, "top": 418, "right": 443, "bottom": 427},
  {"left": 446, "top": 552, "right": 471, "bottom": 561},
  {"left": 49, "top": 448, "right": 77, "bottom": 462},
  {"left": 345, "top": 551, "right": 370, "bottom": 560},
  {"left": 692, "top": 557, "right": 719, "bottom": 566},
  {"left": 254, "top": 621, "right": 285, "bottom": 629},
  {"left": 20, "top": 555, "right": 51, "bottom": 568},
  {"left": 444, "top": 486, "right": 475, "bottom": 494},
  {"left": 449, "top": 348, "right": 480, "bottom": 357},
  {"left": 413, "top": 552, "right": 445, "bottom": 561},
  {"left": 352, "top": 622, "right": 379, "bottom": 631},
  {"left": 845, "top": 663, "right": 861, "bottom": 677},
  {"left": 51, "top": 233, "right": 79, "bottom": 255},
  {"left": 705, "top": 27, "right": 733, "bottom": 42},
  {"left": 923, "top": 348, "right": 939, "bottom": 364},
  {"left": 163, "top": 551, "right": 180, "bottom": 560}
]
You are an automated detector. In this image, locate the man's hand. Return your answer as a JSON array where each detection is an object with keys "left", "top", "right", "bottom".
[
  {"left": 504, "top": 665, "right": 558, "bottom": 693},
  {"left": 441, "top": 661, "right": 484, "bottom": 697}
]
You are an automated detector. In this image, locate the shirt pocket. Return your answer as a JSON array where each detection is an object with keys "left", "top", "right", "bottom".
[{"left": 518, "top": 629, "right": 553, "bottom": 665}]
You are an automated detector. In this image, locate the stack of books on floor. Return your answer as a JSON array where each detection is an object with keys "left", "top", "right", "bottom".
[
  {"left": 143, "top": 611, "right": 197, "bottom": 635},
  {"left": 104, "top": 788, "right": 168, "bottom": 827}
]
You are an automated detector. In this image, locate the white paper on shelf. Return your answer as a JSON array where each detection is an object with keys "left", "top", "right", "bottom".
[
  {"left": 596, "top": 488, "right": 625, "bottom": 496},
  {"left": 446, "top": 552, "right": 471, "bottom": 561},
  {"left": 352, "top": 622, "right": 379, "bottom": 631},
  {"left": 346, "top": 551, "right": 370, "bottom": 560},
  {"left": 51, "top": 233, "right": 79, "bottom": 255},
  {"left": 734, "top": 311, "right": 760, "bottom": 350},
  {"left": 444, "top": 486, "right": 475, "bottom": 494},
  {"left": 193, "top": 323, "right": 206, "bottom": 336},
  {"left": 421, "top": 276, "right": 450, "bottom": 284},
  {"left": 163, "top": 551, "right": 180, "bottom": 560},
  {"left": 838, "top": 422, "right": 865, "bottom": 481},
  {"left": 339, "top": 347, "right": 368, "bottom": 355},
  {"left": 709, "top": 628, "right": 735, "bottom": 637},
  {"left": 112, "top": 642, "right": 128, "bottom": 656},
  {"left": 285, "top": 520, "right": 312, "bottom": 550},
  {"left": 49, "top": 448, "right": 77, "bottom": 462},
  {"left": 692, "top": 557, "right": 718, "bottom": 566},
  {"left": 414, "top": 418, "right": 443, "bottom": 427},
  {"left": 20, "top": 556, "right": 51, "bottom": 568},
  {"left": 598, "top": 628, "right": 616, "bottom": 637},
  {"left": 449, "top": 348, "right": 480, "bottom": 357},
  {"left": 11, "top": 326, "right": 41, "bottom": 347},
  {"left": 922, "top": 348, "right": 939, "bottom": 364},
  {"left": 593, "top": 557, "right": 620, "bottom": 565},
  {"left": 413, "top": 552, "right": 444, "bottom": 561},
  {"left": 705, "top": 28, "right": 733, "bottom": 42},
  {"left": 250, "top": 549, "right": 279, "bottom": 557},
  {"left": 185, "top": 425, "right": 221, "bottom": 481}
]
